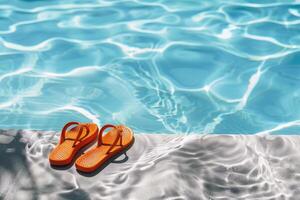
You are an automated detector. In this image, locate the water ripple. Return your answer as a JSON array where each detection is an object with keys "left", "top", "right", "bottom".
[{"left": 0, "top": 0, "right": 299, "bottom": 134}]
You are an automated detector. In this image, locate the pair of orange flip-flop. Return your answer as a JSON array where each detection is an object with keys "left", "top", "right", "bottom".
[{"left": 49, "top": 122, "right": 134, "bottom": 173}]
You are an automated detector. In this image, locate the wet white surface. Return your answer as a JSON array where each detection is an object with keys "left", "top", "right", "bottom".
[{"left": 1, "top": 130, "right": 300, "bottom": 199}]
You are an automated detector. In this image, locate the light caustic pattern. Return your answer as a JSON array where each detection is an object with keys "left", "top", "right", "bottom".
[
  {"left": 0, "top": 0, "right": 300, "bottom": 134},
  {"left": 2, "top": 130, "right": 300, "bottom": 199}
]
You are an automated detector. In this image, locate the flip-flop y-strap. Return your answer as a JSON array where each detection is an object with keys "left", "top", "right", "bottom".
[
  {"left": 59, "top": 122, "right": 90, "bottom": 147},
  {"left": 99, "top": 124, "right": 126, "bottom": 154},
  {"left": 60, "top": 122, "right": 89, "bottom": 147},
  {"left": 75, "top": 124, "right": 134, "bottom": 173},
  {"left": 98, "top": 124, "right": 123, "bottom": 150},
  {"left": 49, "top": 122, "right": 98, "bottom": 166}
]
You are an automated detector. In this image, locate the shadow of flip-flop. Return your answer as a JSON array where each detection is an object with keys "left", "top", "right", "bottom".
[
  {"left": 77, "top": 138, "right": 135, "bottom": 177},
  {"left": 0, "top": 130, "right": 39, "bottom": 200}
]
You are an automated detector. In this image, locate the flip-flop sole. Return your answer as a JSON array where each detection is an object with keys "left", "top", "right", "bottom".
[
  {"left": 75, "top": 125, "right": 134, "bottom": 173},
  {"left": 49, "top": 123, "right": 98, "bottom": 166}
]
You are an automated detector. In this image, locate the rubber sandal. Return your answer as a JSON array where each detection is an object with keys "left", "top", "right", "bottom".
[
  {"left": 49, "top": 122, "right": 98, "bottom": 166},
  {"left": 75, "top": 124, "right": 134, "bottom": 173}
]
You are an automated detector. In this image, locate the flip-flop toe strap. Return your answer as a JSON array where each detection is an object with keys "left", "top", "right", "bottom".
[
  {"left": 60, "top": 122, "right": 90, "bottom": 147},
  {"left": 98, "top": 124, "right": 124, "bottom": 154},
  {"left": 72, "top": 125, "right": 89, "bottom": 147},
  {"left": 106, "top": 130, "right": 123, "bottom": 154},
  {"left": 98, "top": 124, "right": 116, "bottom": 146}
]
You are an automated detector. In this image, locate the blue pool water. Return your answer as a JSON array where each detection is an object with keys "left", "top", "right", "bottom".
[{"left": 0, "top": 0, "right": 300, "bottom": 134}]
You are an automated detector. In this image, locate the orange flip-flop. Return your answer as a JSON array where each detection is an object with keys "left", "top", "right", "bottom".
[
  {"left": 49, "top": 122, "right": 98, "bottom": 166},
  {"left": 75, "top": 124, "right": 134, "bottom": 173}
]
